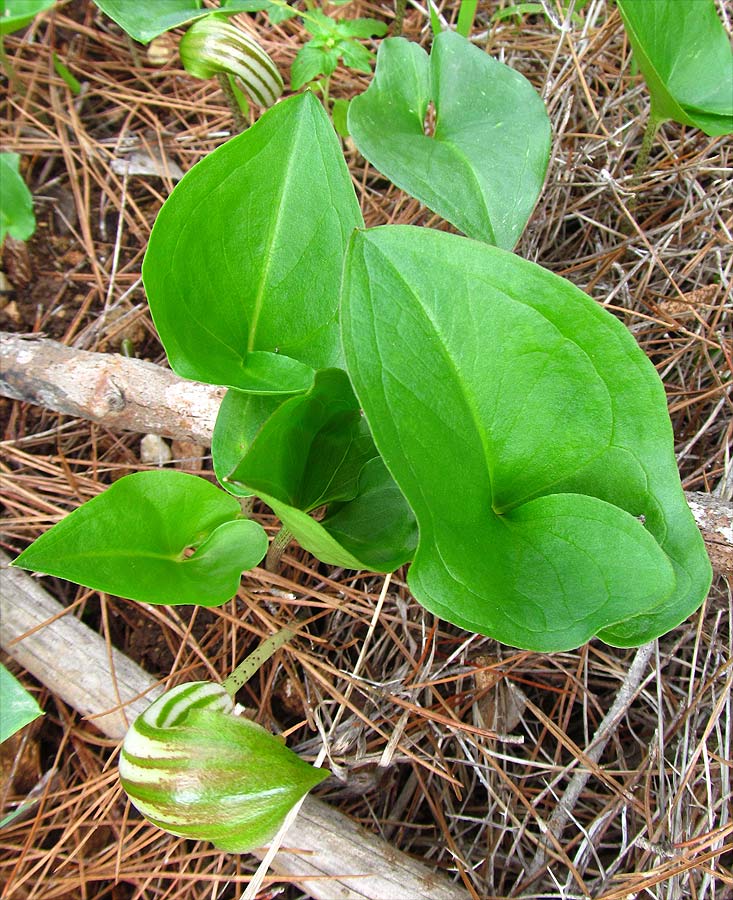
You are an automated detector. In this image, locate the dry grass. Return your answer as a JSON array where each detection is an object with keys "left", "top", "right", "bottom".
[{"left": 1, "top": 1, "right": 731, "bottom": 898}]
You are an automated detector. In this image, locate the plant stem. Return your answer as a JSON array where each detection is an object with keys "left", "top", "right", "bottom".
[
  {"left": 222, "top": 624, "right": 297, "bottom": 696},
  {"left": 216, "top": 72, "right": 247, "bottom": 133},
  {"left": 393, "top": 0, "right": 407, "bottom": 36},
  {"left": 456, "top": 0, "right": 478, "bottom": 38},
  {"left": 0, "top": 40, "right": 21, "bottom": 93},
  {"left": 632, "top": 111, "right": 662, "bottom": 185},
  {"left": 320, "top": 75, "right": 330, "bottom": 111},
  {"left": 265, "top": 525, "right": 294, "bottom": 571},
  {"left": 239, "top": 495, "right": 255, "bottom": 517}
]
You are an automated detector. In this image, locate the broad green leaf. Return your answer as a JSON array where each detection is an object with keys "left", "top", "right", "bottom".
[
  {"left": 212, "top": 390, "right": 283, "bottom": 496},
  {"left": 347, "top": 31, "right": 550, "bottom": 249},
  {"left": 616, "top": 0, "right": 733, "bottom": 136},
  {"left": 13, "top": 471, "right": 268, "bottom": 606},
  {"left": 143, "top": 92, "right": 363, "bottom": 394},
  {"left": 92, "top": 0, "right": 204, "bottom": 43},
  {"left": 341, "top": 227, "right": 711, "bottom": 651},
  {"left": 0, "top": 153, "right": 35, "bottom": 245},
  {"left": 227, "top": 369, "right": 416, "bottom": 570},
  {"left": 0, "top": 665, "right": 43, "bottom": 744},
  {"left": 92, "top": 0, "right": 269, "bottom": 43},
  {"left": 0, "top": 0, "right": 54, "bottom": 35}
]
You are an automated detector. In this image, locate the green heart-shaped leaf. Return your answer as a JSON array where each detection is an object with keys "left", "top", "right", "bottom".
[
  {"left": 347, "top": 31, "right": 550, "bottom": 249},
  {"left": 142, "top": 92, "right": 363, "bottom": 394},
  {"left": 617, "top": 0, "right": 733, "bottom": 136},
  {"left": 227, "top": 369, "right": 416, "bottom": 571},
  {"left": 341, "top": 227, "right": 711, "bottom": 651},
  {"left": 13, "top": 471, "right": 268, "bottom": 606}
]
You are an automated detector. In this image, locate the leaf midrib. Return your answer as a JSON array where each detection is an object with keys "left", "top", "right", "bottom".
[{"left": 246, "top": 105, "right": 308, "bottom": 353}]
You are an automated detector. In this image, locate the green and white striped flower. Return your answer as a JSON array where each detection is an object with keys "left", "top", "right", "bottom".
[
  {"left": 119, "top": 681, "right": 327, "bottom": 853},
  {"left": 180, "top": 17, "right": 283, "bottom": 108}
]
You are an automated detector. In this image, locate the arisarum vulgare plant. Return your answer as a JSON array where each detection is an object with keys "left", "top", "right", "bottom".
[{"left": 14, "top": 34, "right": 711, "bottom": 654}]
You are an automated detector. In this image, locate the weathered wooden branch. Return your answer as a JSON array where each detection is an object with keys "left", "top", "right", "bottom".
[
  {"left": 1, "top": 331, "right": 731, "bottom": 573},
  {"left": 0, "top": 550, "right": 469, "bottom": 900},
  {"left": 0, "top": 332, "right": 223, "bottom": 444}
]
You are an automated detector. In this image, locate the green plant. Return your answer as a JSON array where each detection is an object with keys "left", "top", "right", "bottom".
[
  {"left": 14, "top": 65, "right": 711, "bottom": 651},
  {"left": 616, "top": 0, "right": 733, "bottom": 139},
  {"left": 0, "top": 664, "right": 43, "bottom": 744},
  {"left": 12, "top": 27, "right": 713, "bottom": 854},
  {"left": 289, "top": 8, "right": 387, "bottom": 92},
  {"left": 348, "top": 31, "right": 551, "bottom": 249},
  {"left": 0, "top": 152, "right": 35, "bottom": 246},
  {"left": 615, "top": 0, "right": 733, "bottom": 180}
]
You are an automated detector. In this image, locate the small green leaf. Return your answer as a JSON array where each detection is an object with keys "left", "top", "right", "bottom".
[
  {"left": 616, "top": 0, "right": 733, "bottom": 136},
  {"left": 142, "top": 92, "right": 363, "bottom": 394},
  {"left": 338, "top": 39, "right": 373, "bottom": 74},
  {"left": 13, "top": 471, "right": 268, "bottom": 606},
  {"left": 263, "top": 1, "right": 298, "bottom": 25},
  {"left": 341, "top": 227, "right": 711, "bottom": 650},
  {"left": 317, "top": 457, "right": 417, "bottom": 570},
  {"left": 180, "top": 16, "right": 283, "bottom": 108},
  {"left": 228, "top": 369, "right": 376, "bottom": 510},
  {"left": 52, "top": 52, "right": 81, "bottom": 94},
  {"left": 348, "top": 31, "right": 550, "bottom": 249},
  {"left": 331, "top": 97, "right": 350, "bottom": 137},
  {"left": 335, "top": 17, "right": 387, "bottom": 39},
  {"left": 0, "top": 665, "right": 43, "bottom": 744},
  {"left": 0, "top": 153, "right": 35, "bottom": 245},
  {"left": 261, "top": 457, "right": 417, "bottom": 572},
  {"left": 0, "top": 0, "right": 54, "bottom": 35},
  {"left": 291, "top": 42, "right": 338, "bottom": 89},
  {"left": 490, "top": 3, "right": 543, "bottom": 24}
]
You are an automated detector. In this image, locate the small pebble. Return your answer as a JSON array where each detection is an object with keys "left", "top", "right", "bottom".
[{"left": 140, "top": 434, "right": 172, "bottom": 466}]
